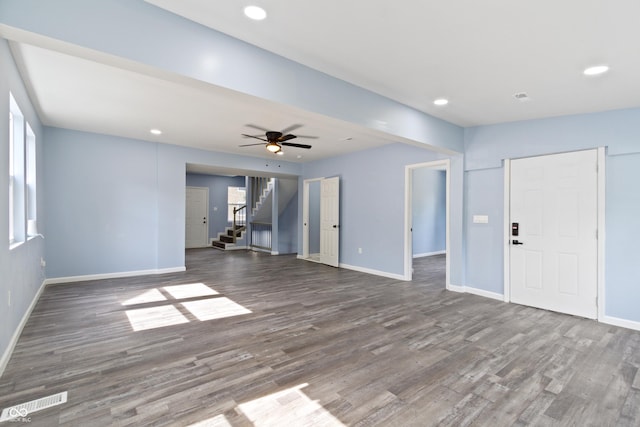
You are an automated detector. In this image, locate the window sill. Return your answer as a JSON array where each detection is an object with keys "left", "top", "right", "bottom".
[{"left": 9, "top": 241, "right": 24, "bottom": 251}]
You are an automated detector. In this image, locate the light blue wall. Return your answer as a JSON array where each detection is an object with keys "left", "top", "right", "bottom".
[
  {"left": 0, "top": 0, "right": 463, "bottom": 154},
  {"left": 277, "top": 193, "right": 298, "bottom": 255},
  {"left": 44, "top": 128, "right": 301, "bottom": 279},
  {"left": 464, "top": 167, "right": 504, "bottom": 294},
  {"left": 301, "top": 143, "right": 463, "bottom": 280},
  {"left": 412, "top": 169, "right": 446, "bottom": 256},
  {"left": 605, "top": 152, "right": 640, "bottom": 322},
  {"left": 464, "top": 107, "right": 640, "bottom": 321},
  {"left": 186, "top": 173, "right": 246, "bottom": 241},
  {"left": 308, "top": 180, "right": 321, "bottom": 254},
  {"left": 0, "top": 39, "right": 45, "bottom": 368}
]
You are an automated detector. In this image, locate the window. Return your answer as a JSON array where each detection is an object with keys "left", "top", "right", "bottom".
[
  {"left": 26, "top": 122, "right": 37, "bottom": 236},
  {"left": 8, "top": 109, "right": 14, "bottom": 243},
  {"left": 227, "top": 186, "right": 246, "bottom": 222},
  {"left": 9, "top": 93, "right": 27, "bottom": 246}
]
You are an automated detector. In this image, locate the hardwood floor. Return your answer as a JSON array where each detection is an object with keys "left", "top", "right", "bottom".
[{"left": 1, "top": 249, "right": 640, "bottom": 426}]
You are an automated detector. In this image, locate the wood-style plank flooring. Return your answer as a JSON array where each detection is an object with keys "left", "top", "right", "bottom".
[{"left": 1, "top": 249, "right": 640, "bottom": 426}]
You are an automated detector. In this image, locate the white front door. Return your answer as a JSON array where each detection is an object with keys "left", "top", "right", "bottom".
[
  {"left": 510, "top": 150, "right": 598, "bottom": 319},
  {"left": 320, "top": 177, "right": 340, "bottom": 267},
  {"left": 185, "top": 186, "right": 209, "bottom": 248}
]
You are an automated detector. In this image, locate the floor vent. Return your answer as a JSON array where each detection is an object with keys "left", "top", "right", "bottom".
[{"left": 0, "top": 391, "right": 68, "bottom": 422}]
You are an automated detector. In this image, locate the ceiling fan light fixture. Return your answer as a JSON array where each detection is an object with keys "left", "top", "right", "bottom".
[
  {"left": 266, "top": 141, "right": 281, "bottom": 153},
  {"left": 244, "top": 5, "right": 267, "bottom": 20},
  {"left": 276, "top": 150, "right": 284, "bottom": 156}
]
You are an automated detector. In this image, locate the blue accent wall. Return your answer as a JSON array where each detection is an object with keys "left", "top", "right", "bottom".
[
  {"left": 44, "top": 128, "right": 301, "bottom": 279},
  {"left": 301, "top": 143, "right": 463, "bottom": 279},
  {"left": 464, "top": 107, "right": 640, "bottom": 321},
  {"left": 0, "top": 39, "right": 45, "bottom": 369},
  {"left": 412, "top": 168, "right": 446, "bottom": 256}
]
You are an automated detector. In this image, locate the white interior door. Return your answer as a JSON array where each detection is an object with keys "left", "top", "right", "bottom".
[
  {"left": 320, "top": 177, "right": 340, "bottom": 267},
  {"left": 185, "top": 186, "right": 209, "bottom": 248},
  {"left": 510, "top": 150, "right": 598, "bottom": 319}
]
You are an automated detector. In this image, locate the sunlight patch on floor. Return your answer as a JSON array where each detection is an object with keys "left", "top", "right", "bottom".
[
  {"left": 238, "top": 383, "right": 345, "bottom": 427},
  {"left": 163, "top": 283, "right": 219, "bottom": 299},
  {"left": 122, "top": 283, "right": 251, "bottom": 331},
  {"left": 121, "top": 288, "right": 167, "bottom": 306},
  {"left": 125, "top": 305, "right": 189, "bottom": 331},
  {"left": 181, "top": 297, "right": 252, "bottom": 321},
  {"left": 186, "top": 413, "right": 232, "bottom": 427}
]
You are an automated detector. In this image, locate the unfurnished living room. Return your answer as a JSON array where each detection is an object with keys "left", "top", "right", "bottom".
[{"left": 1, "top": 1, "right": 640, "bottom": 426}]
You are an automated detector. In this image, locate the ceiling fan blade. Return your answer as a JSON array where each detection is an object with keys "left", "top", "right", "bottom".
[
  {"left": 239, "top": 142, "right": 266, "bottom": 147},
  {"left": 294, "top": 134, "right": 319, "bottom": 139},
  {"left": 278, "top": 134, "right": 298, "bottom": 142},
  {"left": 245, "top": 124, "right": 271, "bottom": 132},
  {"left": 280, "top": 123, "right": 303, "bottom": 134},
  {"left": 281, "top": 142, "right": 312, "bottom": 149},
  {"left": 241, "top": 133, "right": 268, "bottom": 141}
]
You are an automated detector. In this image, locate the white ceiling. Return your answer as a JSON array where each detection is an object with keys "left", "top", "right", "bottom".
[{"left": 6, "top": 0, "right": 640, "bottom": 166}]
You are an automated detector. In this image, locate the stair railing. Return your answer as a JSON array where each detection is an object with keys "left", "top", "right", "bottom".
[
  {"left": 233, "top": 205, "right": 247, "bottom": 239},
  {"left": 250, "top": 177, "right": 270, "bottom": 212}
]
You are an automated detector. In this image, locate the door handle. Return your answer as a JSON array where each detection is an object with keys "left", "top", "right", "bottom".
[
  {"left": 512, "top": 240, "right": 524, "bottom": 245},
  {"left": 333, "top": 224, "right": 339, "bottom": 228}
]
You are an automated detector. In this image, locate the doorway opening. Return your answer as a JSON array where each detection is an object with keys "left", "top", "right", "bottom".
[
  {"left": 302, "top": 177, "right": 340, "bottom": 267},
  {"left": 404, "top": 159, "right": 451, "bottom": 287}
]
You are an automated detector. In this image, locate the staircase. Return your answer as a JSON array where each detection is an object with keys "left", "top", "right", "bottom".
[
  {"left": 212, "top": 225, "right": 246, "bottom": 250},
  {"left": 212, "top": 204, "right": 247, "bottom": 250}
]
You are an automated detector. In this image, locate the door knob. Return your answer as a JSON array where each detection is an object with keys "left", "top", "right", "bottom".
[{"left": 512, "top": 240, "right": 524, "bottom": 245}]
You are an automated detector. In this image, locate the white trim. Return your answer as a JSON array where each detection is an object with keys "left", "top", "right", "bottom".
[
  {"left": 404, "top": 159, "right": 451, "bottom": 284},
  {"left": 601, "top": 315, "right": 640, "bottom": 332},
  {"left": 0, "top": 280, "right": 47, "bottom": 377},
  {"left": 270, "top": 250, "right": 280, "bottom": 255},
  {"left": 339, "top": 263, "right": 407, "bottom": 281},
  {"left": 597, "top": 147, "right": 606, "bottom": 322},
  {"left": 448, "top": 284, "right": 505, "bottom": 302},
  {"left": 43, "top": 267, "right": 186, "bottom": 285},
  {"left": 503, "top": 158, "right": 511, "bottom": 303},
  {"left": 413, "top": 250, "right": 446, "bottom": 258}
]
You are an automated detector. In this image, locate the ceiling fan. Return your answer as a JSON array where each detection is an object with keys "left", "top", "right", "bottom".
[{"left": 239, "top": 124, "right": 316, "bottom": 155}]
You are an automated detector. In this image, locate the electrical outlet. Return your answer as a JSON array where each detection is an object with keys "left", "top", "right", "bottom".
[{"left": 41, "top": 257, "right": 46, "bottom": 268}]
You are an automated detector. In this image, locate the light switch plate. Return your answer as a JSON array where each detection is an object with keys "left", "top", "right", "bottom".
[{"left": 473, "top": 215, "right": 489, "bottom": 224}]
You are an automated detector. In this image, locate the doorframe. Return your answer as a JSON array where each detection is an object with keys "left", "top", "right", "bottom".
[
  {"left": 502, "top": 147, "right": 606, "bottom": 321},
  {"left": 301, "top": 177, "right": 324, "bottom": 260},
  {"left": 404, "top": 159, "right": 451, "bottom": 286}
]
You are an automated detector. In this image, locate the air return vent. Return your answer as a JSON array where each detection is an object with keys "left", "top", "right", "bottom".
[
  {"left": 514, "top": 92, "right": 530, "bottom": 102},
  {"left": 0, "top": 391, "right": 68, "bottom": 422}
]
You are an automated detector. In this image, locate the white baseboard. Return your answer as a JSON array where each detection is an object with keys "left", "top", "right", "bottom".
[
  {"left": 600, "top": 315, "right": 640, "bottom": 332},
  {"left": 339, "top": 263, "right": 408, "bottom": 281},
  {"left": 0, "top": 280, "right": 47, "bottom": 378},
  {"left": 447, "top": 284, "right": 504, "bottom": 301},
  {"left": 43, "top": 266, "right": 186, "bottom": 285},
  {"left": 413, "top": 250, "right": 446, "bottom": 259}
]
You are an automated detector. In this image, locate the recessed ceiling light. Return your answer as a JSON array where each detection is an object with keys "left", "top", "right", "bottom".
[
  {"left": 244, "top": 5, "right": 267, "bottom": 20},
  {"left": 583, "top": 65, "right": 609, "bottom": 76},
  {"left": 434, "top": 98, "right": 449, "bottom": 106},
  {"left": 150, "top": 129, "right": 162, "bottom": 135}
]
